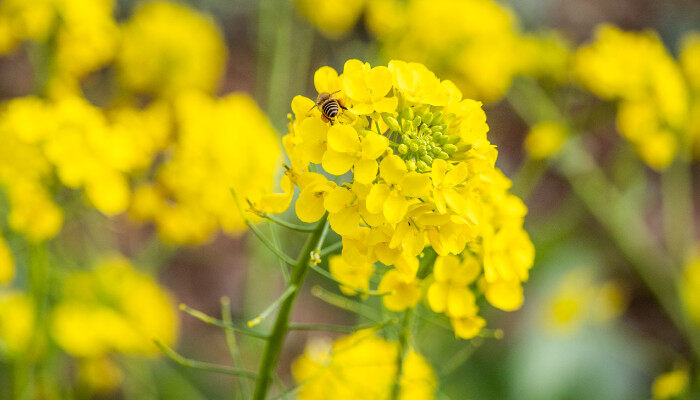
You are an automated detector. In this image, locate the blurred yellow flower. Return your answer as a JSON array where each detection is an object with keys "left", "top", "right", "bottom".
[
  {"left": 524, "top": 121, "right": 568, "bottom": 160},
  {"left": 575, "top": 24, "right": 689, "bottom": 170},
  {"left": 652, "top": 367, "right": 689, "bottom": 399},
  {"left": 681, "top": 251, "right": 700, "bottom": 327},
  {"left": 50, "top": 256, "right": 178, "bottom": 357},
  {"left": 0, "top": 236, "right": 15, "bottom": 285},
  {"left": 379, "top": 269, "right": 421, "bottom": 312},
  {"left": 130, "top": 92, "right": 280, "bottom": 244},
  {"left": 295, "top": 0, "right": 367, "bottom": 39},
  {"left": 329, "top": 254, "right": 374, "bottom": 296},
  {"left": 78, "top": 356, "right": 124, "bottom": 393},
  {"left": 0, "top": 291, "right": 35, "bottom": 358},
  {"left": 117, "top": 1, "right": 226, "bottom": 97},
  {"left": 292, "top": 330, "right": 437, "bottom": 399}
]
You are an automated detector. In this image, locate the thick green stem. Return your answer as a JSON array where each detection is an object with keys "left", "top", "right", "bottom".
[
  {"left": 390, "top": 308, "right": 413, "bottom": 400},
  {"left": 251, "top": 214, "right": 329, "bottom": 400}
]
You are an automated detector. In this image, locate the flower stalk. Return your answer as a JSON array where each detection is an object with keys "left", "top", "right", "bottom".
[{"left": 251, "top": 214, "right": 329, "bottom": 400}]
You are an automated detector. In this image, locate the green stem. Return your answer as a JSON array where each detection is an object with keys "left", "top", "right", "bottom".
[
  {"left": 389, "top": 308, "right": 413, "bottom": 400},
  {"left": 288, "top": 318, "right": 397, "bottom": 333},
  {"left": 262, "top": 214, "right": 315, "bottom": 232},
  {"left": 155, "top": 340, "right": 258, "bottom": 379},
  {"left": 251, "top": 214, "right": 329, "bottom": 400},
  {"left": 661, "top": 156, "right": 693, "bottom": 266},
  {"left": 179, "top": 304, "right": 269, "bottom": 339},
  {"left": 221, "top": 297, "right": 250, "bottom": 399},
  {"left": 509, "top": 157, "right": 547, "bottom": 201}
]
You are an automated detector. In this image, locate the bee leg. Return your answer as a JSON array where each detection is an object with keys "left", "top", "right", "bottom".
[
  {"left": 321, "top": 114, "right": 331, "bottom": 124},
  {"left": 338, "top": 98, "right": 348, "bottom": 110}
]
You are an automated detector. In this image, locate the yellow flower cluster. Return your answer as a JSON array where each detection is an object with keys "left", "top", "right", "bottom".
[
  {"left": 50, "top": 256, "right": 178, "bottom": 357},
  {"left": 292, "top": 330, "right": 437, "bottom": 400},
  {"left": 0, "top": 95, "right": 169, "bottom": 240},
  {"left": 574, "top": 25, "right": 690, "bottom": 170},
  {"left": 117, "top": 1, "right": 226, "bottom": 98},
  {"left": 131, "top": 92, "right": 281, "bottom": 244},
  {"left": 365, "top": 0, "right": 571, "bottom": 102},
  {"left": 679, "top": 31, "right": 700, "bottom": 157},
  {"left": 0, "top": 290, "right": 34, "bottom": 358},
  {"left": 0, "top": 0, "right": 118, "bottom": 96},
  {"left": 0, "top": 1, "right": 280, "bottom": 245},
  {"left": 256, "top": 60, "right": 534, "bottom": 339}
]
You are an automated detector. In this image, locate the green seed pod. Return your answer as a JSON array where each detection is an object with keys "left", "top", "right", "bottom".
[
  {"left": 383, "top": 114, "right": 401, "bottom": 132},
  {"left": 422, "top": 112, "right": 434, "bottom": 125},
  {"left": 398, "top": 144, "right": 408, "bottom": 155},
  {"left": 416, "top": 160, "right": 429, "bottom": 171}
]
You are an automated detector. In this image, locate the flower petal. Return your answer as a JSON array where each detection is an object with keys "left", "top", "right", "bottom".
[{"left": 379, "top": 155, "right": 407, "bottom": 185}]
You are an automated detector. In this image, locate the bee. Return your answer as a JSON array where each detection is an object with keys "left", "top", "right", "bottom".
[{"left": 310, "top": 90, "right": 347, "bottom": 124}]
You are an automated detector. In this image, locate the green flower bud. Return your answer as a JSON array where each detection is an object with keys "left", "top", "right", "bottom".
[
  {"left": 398, "top": 144, "right": 408, "bottom": 155},
  {"left": 446, "top": 135, "right": 461, "bottom": 144},
  {"left": 383, "top": 114, "right": 401, "bottom": 132},
  {"left": 420, "top": 155, "right": 433, "bottom": 164},
  {"left": 443, "top": 143, "right": 458, "bottom": 154},
  {"left": 409, "top": 142, "right": 420, "bottom": 153},
  {"left": 412, "top": 116, "right": 422, "bottom": 128},
  {"left": 401, "top": 119, "right": 412, "bottom": 132},
  {"left": 406, "top": 158, "right": 417, "bottom": 171},
  {"left": 422, "top": 112, "right": 434, "bottom": 125},
  {"left": 436, "top": 150, "right": 449, "bottom": 159},
  {"left": 432, "top": 111, "right": 443, "bottom": 125},
  {"left": 416, "top": 160, "right": 429, "bottom": 171}
]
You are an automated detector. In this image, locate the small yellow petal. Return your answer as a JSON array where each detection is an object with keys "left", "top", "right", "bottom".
[
  {"left": 322, "top": 150, "right": 355, "bottom": 175},
  {"left": 379, "top": 154, "right": 407, "bottom": 185},
  {"left": 327, "top": 125, "right": 360, "bottom": 153},
  {"left": 400, "top": 171, "right": 431, "bottom": 198},
  {"left": 365, "top": 183, "right": 390, "bottom": 214},
  {"left": 383, "top": 190, "right": 408, "bottom": 224},
  {"left": 354, "top": 159, "right": 378, "bottom": 184}
]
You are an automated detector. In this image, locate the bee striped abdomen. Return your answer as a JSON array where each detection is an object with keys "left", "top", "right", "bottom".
[{"left": 322, "top": 100, "right": 339, "bottom": 118}]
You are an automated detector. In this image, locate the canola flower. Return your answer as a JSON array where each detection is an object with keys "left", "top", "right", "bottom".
[
  {"left": 0, "top": 0, "right": 118, "bottom": 96},
  {"left": 524, "top": 121, "right": 569, "bottom": 161},
  {"left": 365, "top": 0, "right": 571, "bottom": 103},
  {"left": 251, "top": 59, "right": 534, "bottom": 339},
  {"left": 0, "top": 290, "right": 35, "bottom": 358},
  {"left": 292, "top": 330, "right": 437, "bottom": 400},
  {"left": 0, "top": 95, "right": 170, "bottom": 240},
  {"left": 50, "top": 255, "right": 178, "bottom": 357},
  {"left": 295, "top": 0, "right": 367, "bottom": 39},
  {"left": 652, "top": 366, "right": 689, "bottom": 399},
  {"left": 117, "top": 1, "right": 226, "bottom": 97},
  {"left": 574, "top": 25, "right": 690, "bottom": 170},
  {"left": 130, "top": 92, "right": 281, "bottom": 244},
  {"left": 0, "top": 236, "right": 14, "bottom": 285},
  {"left": 543, "top": 268, "right": 627, "bottom": 335}
]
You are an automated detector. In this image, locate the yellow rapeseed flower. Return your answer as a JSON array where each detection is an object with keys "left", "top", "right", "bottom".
[
  {"left": 117, "top": 1, "right": 226, "bottom": 97},
  {"left": 50, "top": 256, "right": 178, "bottom": 357},
  {"left": 0, "top": 291, "right": 35, "bottom": 358},
  {"left": 0, "top": 236, "right": 15, "bottom": 285},
  {"left": 652, "top": 367, "right": 689, "bottom": 399},
  {"left": 266, "top": 59, "right": 534, "bottom": 338},
  {"left": 292, "top": 330, "right": 437, "bottom": 399},
  {"left": 295, "top": 0, "right": 367, "bottom": 39},
  {"left": 524, "top": 121, "right": 568, "bottom": 160}
]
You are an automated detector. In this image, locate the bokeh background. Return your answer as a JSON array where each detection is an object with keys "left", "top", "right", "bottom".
[{"left": 0, "top": 0, "right": 699, "bottom": 399}]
